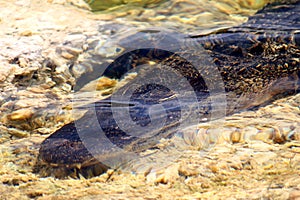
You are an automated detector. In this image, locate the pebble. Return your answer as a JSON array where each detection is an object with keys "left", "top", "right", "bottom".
[
  {"left": 285, "top": 142, "right": 300, "bottom": 153},
  {"left": 19, "top": 30, "right": 33, "bottom": 36},
  {"left": 153, "top": 164, "right": 180, "bottom": 184},
  {"left": 289, "top": 190, "right": 300, "bottom": 200},
  {"left": 0, "top": 64, "right": 14, "bottom": 82},
  {"left": 6, "top": 108, "right": 34, "bottom": 121},
  {"left": 7, "top": 128, "right": 30, "bottom": 138},
  {"left": 96, "top": 77, "right": 117, "bottom": 91}
]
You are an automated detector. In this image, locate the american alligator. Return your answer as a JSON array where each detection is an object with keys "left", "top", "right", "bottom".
[{"left": 35, "top": 1, "right": 300, "bottom": 178}]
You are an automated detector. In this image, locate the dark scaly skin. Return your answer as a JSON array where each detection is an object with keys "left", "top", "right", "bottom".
[{"left": 35, "top": 1, "right": 300, "bottom": 178}]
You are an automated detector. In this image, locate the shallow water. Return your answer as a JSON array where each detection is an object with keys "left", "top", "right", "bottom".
[
  {"left": 0, "top": 0, "right": 299, "bottom": 199},
  {"left": 87, "top": 0, "right": 273, "bottom": 35}
]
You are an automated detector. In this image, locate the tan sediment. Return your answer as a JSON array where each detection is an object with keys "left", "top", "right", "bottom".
[{"left": 0, "top": 0, "right": 299, "bottom": 199}]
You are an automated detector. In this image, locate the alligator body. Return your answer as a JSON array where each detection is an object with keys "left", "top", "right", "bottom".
[{"left": 36, "top": 1, "right": 300, "bottom": 178}]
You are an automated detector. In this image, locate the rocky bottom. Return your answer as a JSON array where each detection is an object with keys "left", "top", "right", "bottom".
[
  {"left": 0, "top": 0, "right": 299, "bottom": 199},
  {"left": 0, "top": 94, "right": 299, "bottom": 199}
]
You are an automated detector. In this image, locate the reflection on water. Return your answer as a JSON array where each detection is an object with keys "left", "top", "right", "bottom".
[{"left": 86, "top": 0, "right": 275, "bottom": 34}]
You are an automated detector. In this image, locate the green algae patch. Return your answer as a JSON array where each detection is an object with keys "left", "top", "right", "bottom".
[{"left": 85, "top": 0, "right": 166, "bottom": 11}]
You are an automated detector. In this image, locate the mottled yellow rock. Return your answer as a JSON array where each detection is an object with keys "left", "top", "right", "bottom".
[
  {"left": 154, "top": 164, "right": 179, "bottom": 184},
  {"left": 230, "top": 130, "right": 242, "bottom": 143},
  {"left": 96, "top": 76, "right": 117, "bottom": 91},
  {"left": 254, "top": 131, "right": 273, "bottom": 143},
  {"left": 7, "top": 128, "right": 30, "bottom": 138},
  {"left": 27, "top": 87, "right": 45, "bottom": 94},
  {"left": 20, "top": 30, "right": 33, "bottom": 36},
  {"left": 178, "top": 164, "right": 199, "bottom": 177},
  {"left": 6, "top": 108, "right": 34, "bottom": 121},
  {"left": 61, "top": 51, "right": 75, "bottom": 59},
  {"left": 285, "top": 142, "right": 300, "bottom": 153},
  {"left": 0, "top": 65, "right": 14, "bottom": 82}
]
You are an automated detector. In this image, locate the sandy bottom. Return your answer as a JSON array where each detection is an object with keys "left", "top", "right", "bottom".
[{"left": 0, "top": 0, "right": 299, "bottom": 199}]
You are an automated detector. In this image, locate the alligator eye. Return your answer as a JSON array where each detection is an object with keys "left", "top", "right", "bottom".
[
  {"left": 115, "top": 47, "right": 122, "bottom": 53},
  {"left": 113, "top": 46, "right": 124, "bottom": 55}
]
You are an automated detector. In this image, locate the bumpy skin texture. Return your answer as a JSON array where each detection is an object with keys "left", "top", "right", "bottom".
[{"left": 36, "top": 1, "right": 300, "bottom": 178}]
